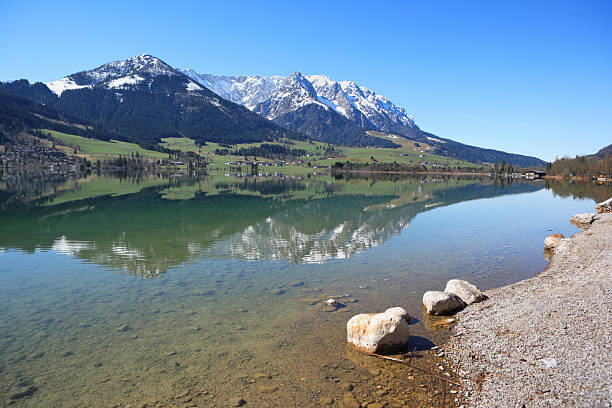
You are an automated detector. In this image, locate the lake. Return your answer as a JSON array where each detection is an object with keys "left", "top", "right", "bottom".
[{"left": 0, "top": 173, "right": 608, "bottom": 407}]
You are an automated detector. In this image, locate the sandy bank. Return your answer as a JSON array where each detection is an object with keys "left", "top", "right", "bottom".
[{"left": 446, "top": 212, "right": 611, "bottom": 407}]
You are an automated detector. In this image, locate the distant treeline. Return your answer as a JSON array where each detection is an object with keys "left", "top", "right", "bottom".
[
  {"left": 547, "top": 145, "right": 611, "bottom": 177},
  {"left": 215, "top": 143, "right": 308, "bottom": 159},
  {"left": 331, "top": 160, "right": 484, "bottom": 174}
]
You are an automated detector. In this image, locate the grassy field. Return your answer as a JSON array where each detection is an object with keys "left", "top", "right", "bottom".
[
  {"left": 159, "top": 137, "right": 202, "bottom": 153},
  {"left": 37, "top": 130, "right": 482, "bottom": 171},
  {"left": 44, "top": 130, "right": 167, "bottom": 161}
]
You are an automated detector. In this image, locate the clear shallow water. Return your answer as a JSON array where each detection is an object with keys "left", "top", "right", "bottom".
[{"left": 0, "top": 174, "right": 607, "bottom": 407}]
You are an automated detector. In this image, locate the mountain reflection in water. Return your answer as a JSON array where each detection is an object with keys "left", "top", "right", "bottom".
[{"left": 0, "top": 174, "right": 556, "bottom": 277}]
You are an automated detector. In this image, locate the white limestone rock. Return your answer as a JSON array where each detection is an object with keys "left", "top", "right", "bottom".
[
  {"left": 596, "top": 197, "right": 612, "bottom": 214},
  {"left": 444, "top": 279, "right": 485, "bottom": 305},
  {"left": 570, "top": 213, "right": 598, "bottom": 229},
  {"left": 423, "top": 291, "right": 465, "bottom": 316},
  {"left": 544, "top": 233, "right": 564, "bottom": 250},
  {"left": 346, "top": 307, "right": 411, "bottom": 353}
]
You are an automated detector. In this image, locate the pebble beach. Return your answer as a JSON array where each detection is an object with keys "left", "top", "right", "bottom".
[{"left": 445, "top": 210, "right": 611, "bottom": 407}]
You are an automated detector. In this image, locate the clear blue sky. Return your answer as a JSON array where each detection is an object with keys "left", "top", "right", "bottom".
[{"left": 1, "top": 0, "right": 610, "bottom": 161}]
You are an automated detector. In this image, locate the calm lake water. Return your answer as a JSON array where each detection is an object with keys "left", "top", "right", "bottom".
[{"left": 0, "top": 173, "right": 608, "bottom": 407}]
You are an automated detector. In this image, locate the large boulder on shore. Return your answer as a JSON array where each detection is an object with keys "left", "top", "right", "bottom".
[
  {"left": 423, "top": 291, "right": 465, "bottom": 315},
  {"left": 570, "top": 213, "right": 598, "bottom": 229},
  {"left": 445, "top": 279, "right": 484, "bottom": 305},
  {"left": 346, "top": 307, "right": 410, "bottom": 353},
  {"left": 596, "top": 197, "right": 612, "bottom": 214},
  {"left": 544, "top": 233, "right": 564, "bottom": 250}
]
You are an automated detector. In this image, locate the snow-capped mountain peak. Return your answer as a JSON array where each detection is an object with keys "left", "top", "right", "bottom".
[
  {"left": 182, "top": 69, "right": 283, "bottom": 110},
  {"left": 184, "top": 69, "right": 417, "bottom": 135},
  {"left": 46, "top": 54, "right": 201, "bottom": 95}
]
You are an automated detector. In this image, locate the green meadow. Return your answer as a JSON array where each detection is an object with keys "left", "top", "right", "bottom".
[
  {"left": 44, "top": 130, "right": 167, "bottom": 160},
  {"left": 41, "top": 131, "right": 483, "bottom": 171}
]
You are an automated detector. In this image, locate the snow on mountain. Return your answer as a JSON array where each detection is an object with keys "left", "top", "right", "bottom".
[
  {"left": 46, "top": 78, "right": 92, "bottom": 96},
  {"left": 107, "top": 74, "right": 145, "bottom": 90},
  {"left": 254, "top": 72, "right": 332, "bottom": 120},
  {"left": 183, "top": 69, "right": 417, "bottom": 134},
  {"left": 47, "top": 54, "right": 202, "bottom": 95},
  {"left": 333, "top": 79, "right": 415, "bottom": 130},
  {"left": 183, "top": 70, "right": 284, "bottom": 110}
]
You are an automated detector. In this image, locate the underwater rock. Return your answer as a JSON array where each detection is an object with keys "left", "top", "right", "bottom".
[
  {"left": 228, "top": 397, "right": 246, "bottom": 406},
  {"left": 444, "top": 279, "right": 484, "bottom": 305},
  {"left": 423, "top": 291, "right": 465, "bottom": 315},
  {"left": 257, "top": 384, "right": 278, "bottom": 394},
  {"left": 9, "top": 386, "right": 37, "bottom": 400},
  {"left": 116, "top": 324, "right": 130, "bottom": 332},
  {"left": 346, "top": 307, "right": 410, "bottom": 353}
]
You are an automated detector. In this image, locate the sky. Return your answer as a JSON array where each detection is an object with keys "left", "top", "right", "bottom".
[{"left": 0, "top": 0, "right": 610, "bottom": 161}]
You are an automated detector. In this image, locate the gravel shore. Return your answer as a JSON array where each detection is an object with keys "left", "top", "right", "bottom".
[{"left": 446, "top": 212, "right": 611, "bottom": 407}]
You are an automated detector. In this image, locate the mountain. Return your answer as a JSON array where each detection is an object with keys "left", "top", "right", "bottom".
[
  {"left": 1, "top": 55, "right": 301, "bottom": 147},
  {"left": 0, "top": 55, "right": 546, "bottom": 166},
  {"left": 184, "top": 70, "right": 417, "bottom": 134},
  {"left": 184, "top": 69, "right": 545, "bottom": 166},
  {"left": 0, "top": 90, "right": 115, "bottom": 141},
  {"left": 593, "top": 144, "right": 611, "bottom": 159},
  {"left": 184, "top": 70, "right": 397, "bottom": 147}
]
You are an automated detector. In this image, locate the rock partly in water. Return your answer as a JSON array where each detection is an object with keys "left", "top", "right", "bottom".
[
  {"left": 596, "top": 197, "right": 612, "bottom": 214},
  {"left": 346, "top": 307, "right": 411, "bottom": 353},
  {"left": 444, "top": 279, "right": 484, "bottom": 305},
  {"left": 544, "top": 233, "right": 564, "bottom": 250},
  {"left": 569, "top": 213, "right": 598, "bottom": 229},
  {"left": 423, "top": 291, "right": 465, "bottom": 315}
]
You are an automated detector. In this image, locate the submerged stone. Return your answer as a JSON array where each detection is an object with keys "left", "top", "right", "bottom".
[
  {"left": 9, "top": 386, "right": 37, "bottom": 400},
  {"left": 228, "top": 397, "right": 246, "bottom": 407},
  {"left": 257, "top": 384, "right": 278, "bottom": 394}
]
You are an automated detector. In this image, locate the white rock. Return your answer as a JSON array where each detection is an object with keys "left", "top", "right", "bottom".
[
  {"left": 570, "top": 213, "right": 598, "bottom": 229},
  {"left": 596, "top": 197, "right": 612, "bottom": 214},
  {"left": 346, "top": 307, "right": 411, "bottom": 353},
  {"left": 325, "top": 298, "right": 337, "bottom": 306},
  {"left": 539, "top": 357, "right": 558, "bottom": 368},
  {"left": 544, "top": 233, "right": 564, "bottom": 250},
  {"left": 423, "top": 291, "right": 465, "bottom": 315},
  {"left": 444, "top": 279, "right": 484, "bottom": 305}
]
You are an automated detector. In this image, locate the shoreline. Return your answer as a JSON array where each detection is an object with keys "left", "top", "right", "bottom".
[
  {"left": 444, "top": 210, "right": 611, "bottom": 407},
  {"left": 335, "top": 170, "right": 488, "bottom": 176}
]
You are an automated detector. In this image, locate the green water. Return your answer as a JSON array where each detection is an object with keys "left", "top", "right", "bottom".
[{"left": 0, "top": 173, "right": 607, "bottom": 407}]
